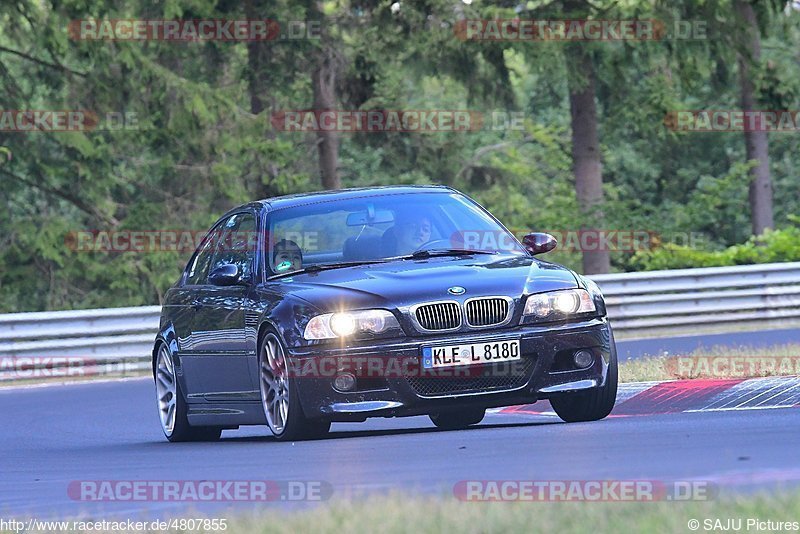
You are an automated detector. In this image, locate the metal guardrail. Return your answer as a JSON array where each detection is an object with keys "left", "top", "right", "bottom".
[
  {"left": 593, "top": 262, "right": 800, "bottom": 335},
  {"left": 1, "top": 262, "right": 799, "bottom": 381},
  {"left": 0, "top": 305, "right": 159, "bottom": 381}
]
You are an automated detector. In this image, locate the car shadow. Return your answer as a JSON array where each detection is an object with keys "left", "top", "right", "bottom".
[
  {"left": 219, "top": 419, "right": 563, "bottom": 443},
  {"left": 126, "top": 418, "right": 563, "bottom": 448}
]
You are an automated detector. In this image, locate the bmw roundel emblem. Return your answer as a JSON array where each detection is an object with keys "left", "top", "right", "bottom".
[{"left": 448, "top": 286, "right": 466, "bottom": 295}]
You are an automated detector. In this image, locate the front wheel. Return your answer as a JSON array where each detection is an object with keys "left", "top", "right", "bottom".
[
  {"left": 549, "top": 348, "right": 618, "bottom": 423},
  {"left": 154, "top": 344, "right": 222, "bottom": 442},
  {"left": 429, "top": 408, "right": 485, "bottom": 430},
  {"left": 259, "top": 330, "right": 330, "bottom": 441}
]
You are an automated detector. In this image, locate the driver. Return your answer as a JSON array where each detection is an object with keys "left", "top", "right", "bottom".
[
  {"left": 272, "top": 239, "right": 303, "bottom": 273},
  {"left": 392, "top": 212, "right": 432, "bottom": 255}
]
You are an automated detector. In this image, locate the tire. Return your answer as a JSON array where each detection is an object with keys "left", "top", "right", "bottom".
[
  {"left": 154, "top": 344, "right": 222, "bottom": 442},
  {"left": 429, "top": 408, "right": 485, "bottom": 430},
  {"left": 550, "top": 345, "right": 618, "bottom": 423},
  {"left": 258, "top": 328, "right": 331, "bottom": 441}
]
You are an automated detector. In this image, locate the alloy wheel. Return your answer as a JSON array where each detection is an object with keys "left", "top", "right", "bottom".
[
  {"left": 155, "top": 345, "right": 177, "bottom": 436},
  {"left": 260, "top": 333, "right": 290, "bottom": 435}
]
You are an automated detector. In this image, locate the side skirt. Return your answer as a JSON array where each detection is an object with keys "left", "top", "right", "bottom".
[{"left": 187, "top": 401, "right": 264, "bottom": 426}]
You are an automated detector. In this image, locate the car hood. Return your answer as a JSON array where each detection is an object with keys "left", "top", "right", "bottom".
[{"left": 272, "top": 254, "right": 579, "bottom": 312}]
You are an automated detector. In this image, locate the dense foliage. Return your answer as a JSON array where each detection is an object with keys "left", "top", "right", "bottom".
[{"left": 1, "top": 0, "right": 799, "bottom": 312}]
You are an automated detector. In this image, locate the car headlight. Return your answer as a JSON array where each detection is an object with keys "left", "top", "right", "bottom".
[
  {"left": 522, "top": 289, "right": 596, "bottom": 320},
  {"left": 304, "top": 309, "right": 400, "bottom": 340}
]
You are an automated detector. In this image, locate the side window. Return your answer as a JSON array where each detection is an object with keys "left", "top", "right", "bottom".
[
  {"left": 209, "top": 212, "right": 258, "bottom": 280},
  {"left": 185, "top": 232, "right": 218, "bottom": 285}
]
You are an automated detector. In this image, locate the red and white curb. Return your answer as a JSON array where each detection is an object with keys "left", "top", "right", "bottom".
[{"left": 490, "top": 376, "right": 800, "bottom": 417}]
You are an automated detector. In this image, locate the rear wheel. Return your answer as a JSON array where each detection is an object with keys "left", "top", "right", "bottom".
[
  {"left": 429, "top": 408, "right": 485, "bottom": 430},
  {"left": 154, "top": 344, "right": 222, "bottom": 442},
  {"left": 259, "top": 330, "right": 330, "bottom": 441},
  {"left": 550, "top": 347, "right": 618, "bottom": 423}
]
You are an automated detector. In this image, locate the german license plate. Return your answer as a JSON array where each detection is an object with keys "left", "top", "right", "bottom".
[{"left": 422, "top": 340, "right": 521, "bottom": 369}]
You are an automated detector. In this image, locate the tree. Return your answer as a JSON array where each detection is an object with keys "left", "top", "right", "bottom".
[
  {"left": 3, "top": 0, "right": 800, "bottom": 312},
  {"left": 558, "top": 0, "right": 612, "bottom": 274},
  {"left": 566, "top": 43, "right": 610, "bottom": 274},
  {"left": 312, "top": 48, "right": 341, "bottom": 190},
  {"left": 735, "top": 0, "right": 774, "bottom": 235}
]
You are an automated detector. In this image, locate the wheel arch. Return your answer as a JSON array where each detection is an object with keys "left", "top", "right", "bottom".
[
  {"left": 152, "top": 321, "right": 179, "bottom": 375},
  {"left": 256, "top": 318, "right": 281, "bottom": 349}
]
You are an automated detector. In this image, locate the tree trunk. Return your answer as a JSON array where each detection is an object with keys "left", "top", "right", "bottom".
[
  {"left": 312, "top": 51, "right": 340, "bottom": 190},
  {"left": 244, "top": 0, "right": 269, "bottom": 115},
  {"left": 735, "top": 0, "right": 773, "bottom": 236},
  {"left": 567, "top": 46, "right": 610, "bottom": 275}
]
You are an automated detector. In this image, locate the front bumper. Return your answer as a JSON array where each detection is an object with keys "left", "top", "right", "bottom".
[{"left": 288, "top": 317, "right": 614, "bottom": 421}]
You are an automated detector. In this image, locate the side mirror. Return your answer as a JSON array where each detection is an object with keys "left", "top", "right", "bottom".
[
  {"left": 208, "top": 263, "right": 243, "bottom": 286},
  {"left": 522, "top": 233, "right": 557, "bottom": 255}
]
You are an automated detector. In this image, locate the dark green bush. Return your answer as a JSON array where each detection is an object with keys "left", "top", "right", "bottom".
[{"left": 629, "top": 225, "right": 800, "bottom": 271}]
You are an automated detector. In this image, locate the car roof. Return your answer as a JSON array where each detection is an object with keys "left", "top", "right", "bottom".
[{"left": 257, "top": 184, "right": 457, "bottom": 211}]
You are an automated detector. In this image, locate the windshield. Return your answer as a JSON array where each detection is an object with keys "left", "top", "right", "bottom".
[{"left": 267, "top": 192, "right": 524, "bottom": 273}]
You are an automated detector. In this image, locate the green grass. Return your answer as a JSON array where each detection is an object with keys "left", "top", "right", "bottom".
[
  {"left": 619, "top": 344, "right": 800, "bottom": 383},
  {"left": 11, "top": 490, "right": 800, "bottom": 534},
  {"left": 221, "top": 490, "right": 800, "bottom": 534}
]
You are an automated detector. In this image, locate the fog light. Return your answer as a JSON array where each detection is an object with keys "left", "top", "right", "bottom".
[
  {"left": 573, "top": 350, "right": 594, "bottom": 368},
  {"left": 333, "top": 373, "right": 356, "bottom": 392}
]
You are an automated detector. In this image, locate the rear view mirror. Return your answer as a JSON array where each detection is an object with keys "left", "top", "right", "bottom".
[{"left": 346, "top": 206, "right": 395, "bottom": 226}]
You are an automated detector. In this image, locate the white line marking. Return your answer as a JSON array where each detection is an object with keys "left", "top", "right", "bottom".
[
  {"left": 685, "top": 405, "right": 797, "bottom": 412},
  {"left": 0, "top": 376, "right": 149, "bottom": 392},
  {"left": 754, "top": 380, "right": 800, "bottom": 407},
  {"left": 730, "top": 381, "right": 789, "bottom": 409}
]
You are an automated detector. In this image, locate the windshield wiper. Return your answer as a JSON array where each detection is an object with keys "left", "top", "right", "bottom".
[
  {"left": 401, "top": 248, "right": 499, "bottom": 260},
  {"left": 268, "top": 260, "right": 387, "bottom": 280},
  {"left": 268, "top": 250, "right": 499, "bottom": 279}
]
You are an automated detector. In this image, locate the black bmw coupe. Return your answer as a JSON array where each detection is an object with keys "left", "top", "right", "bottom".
[{"left": 153, "top": 185, "right": 617, "bottom": 441}]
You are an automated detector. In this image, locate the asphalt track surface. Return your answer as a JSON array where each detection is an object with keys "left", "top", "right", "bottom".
[{"left": 2, "top": 377, "right": 800, "bottom": 520}]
